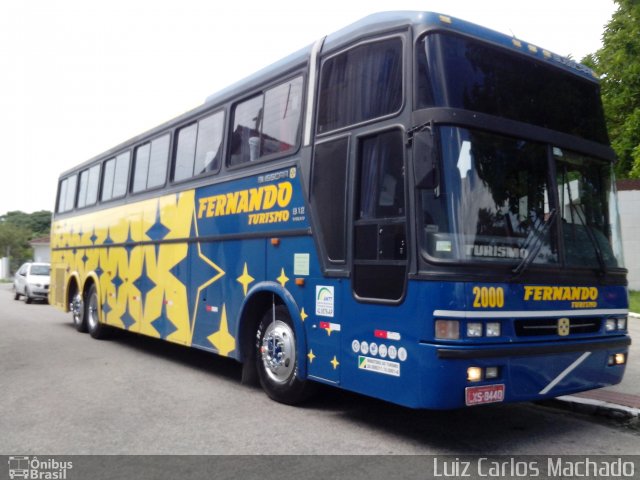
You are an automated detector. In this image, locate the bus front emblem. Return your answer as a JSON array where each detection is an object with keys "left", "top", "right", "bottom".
[{"left": 557, "top": 318, "right": 571, "bottom": 336}]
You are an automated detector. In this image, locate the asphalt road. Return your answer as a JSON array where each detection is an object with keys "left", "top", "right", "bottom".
[{"left": 1, "top": 283, "right": 638, "bottom": 456}]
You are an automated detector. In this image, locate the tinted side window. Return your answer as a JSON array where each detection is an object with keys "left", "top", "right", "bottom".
[
  {"left": 195, "top": 112, "right": 224, "bottom": 174},
  {"left": 85, "top": 164, "right": 100, "bottom": 206},
  {"left": 57, "top": 178, "right": 68, "bottom": 213},
  {"left": 317, "top": 38, "right": 403, "bottom": 133},
  {"left": 229, "top": 76, "right": 303, "bottom": 166},
  {"left": 133, "top": 143, "right": 151, "bottom": 193},
  {"left": 174, "top": 111, "right": 224, "bottom": 181},
  {"left": 64, "top": 175, "right": 77, "bottom": 212},
  {"left": 112, "top": 152, "right": 130, "bottom": 198},
  {"left": 133, "top": 135, "right": 169, "bottom": 193},
  {"left": 147, "top": 135, "right": 170, "bottom": 189},
  {"left": 101, "top": 157, "right": 116, "bottom": 201},
  {"left": 77, "top": 170, "right": 89, "bottom": 209},
  {"left": 311, "top": 138, "right": 349, "bottom": 262}
]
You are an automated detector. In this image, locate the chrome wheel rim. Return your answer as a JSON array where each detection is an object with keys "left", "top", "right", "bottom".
[
  {"left": 71, "top": 294, "right": 83, "bottom": 326},
  {"left": 87, "top": 291, "right": 99, "bottom": 331},
  {"left": 260, "top": 320, "right": 295, "bottom": 384}
]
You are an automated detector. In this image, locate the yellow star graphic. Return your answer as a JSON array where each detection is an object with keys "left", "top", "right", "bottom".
[
  {"left": 324, "top": 325, "right": 333, "bottom": 336},
  {"left": 207, "top": 304, "right": 236, "bottom": 357},
  {"left": 236, "top": 262, "right": 255, "bottom": 296},
  {"left": 307, "top": 350, "right": 316, "bottom": 363},
  {"left": 330, "top": 355, "right": 340, "bottom": 370},
  {"left": 276, "top": 268, "right": 289, "bottom": 287},
  {"left": 300, "top": 307, "right": 308, "bottom": 322}
]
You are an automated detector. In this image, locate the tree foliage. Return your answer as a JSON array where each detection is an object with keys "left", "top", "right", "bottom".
[
  {"left": 0, "top": 210, "right": 52, "bottom": 273},
  {"left": 583, "top": 0, "right": 640, "bottom": 178}
]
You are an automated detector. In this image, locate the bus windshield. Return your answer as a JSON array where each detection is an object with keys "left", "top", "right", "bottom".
[
  {"left": 416, "top": 32, "right": 609, "bottom": 144},
  {"left": 419, "top": 127, "right": 624, "bottom": 268}
]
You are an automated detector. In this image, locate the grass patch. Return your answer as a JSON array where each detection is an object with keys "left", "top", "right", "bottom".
[{"left": 629, "top": 291, "right": 640, "bottom": 313}]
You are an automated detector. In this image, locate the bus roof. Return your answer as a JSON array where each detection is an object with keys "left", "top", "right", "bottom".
[{"left": 61, "top": 11, "right": 597, "bottom": 178}]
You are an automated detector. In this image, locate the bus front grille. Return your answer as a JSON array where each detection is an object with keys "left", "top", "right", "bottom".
[{"left": 514, "top": 318, "right": 601, "bottom": 337}]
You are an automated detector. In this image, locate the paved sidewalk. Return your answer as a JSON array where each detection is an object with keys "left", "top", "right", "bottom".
[{"left": 557, "top": 312, "right": 640, "bottom": 415}]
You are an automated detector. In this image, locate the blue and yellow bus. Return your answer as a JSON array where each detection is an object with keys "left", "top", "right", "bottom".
[{"left": 50, "top": 12, "right": 630, "bottom": 409}]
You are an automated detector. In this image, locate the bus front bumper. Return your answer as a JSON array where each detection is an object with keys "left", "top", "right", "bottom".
[{"left": 417, "top": 336, "right": 631, "bottom": 409}]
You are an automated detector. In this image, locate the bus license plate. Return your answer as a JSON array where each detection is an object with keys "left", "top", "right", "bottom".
[{"left": 465, "top": 384, "right": 505, "bottom": 406}]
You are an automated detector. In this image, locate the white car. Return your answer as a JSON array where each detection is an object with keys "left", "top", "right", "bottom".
[{"left": 13, "top": 262, "right": 51, "bottom": 304}]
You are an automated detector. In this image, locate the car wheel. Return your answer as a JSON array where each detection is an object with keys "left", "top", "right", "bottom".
[
  {"left": 255, "top": 305, "right": 316, "bottom": 405},
  {"left": 13, "top": 289, "right": 20, "bottom": 300},
  {"left": 71, "top": 292, "right": 88, "bottom": 332},
  {"left": 86, "top": 284, "right": 110, "bottom": 339},
  {"left": 25, "top": 288, "right": 33, "bottom": 304}
]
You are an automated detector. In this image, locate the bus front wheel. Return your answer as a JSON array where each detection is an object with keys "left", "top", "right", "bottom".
[{"left": 255, "top": 305, "right": 315, "bottom": 405}]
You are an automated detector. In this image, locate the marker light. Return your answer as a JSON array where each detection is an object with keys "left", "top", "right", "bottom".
[
  {"left": 605, "top": 319, "right": 617, "bottom": 332},
  {"left": 435, "top": 320, "right": 460, "bottom": 340},
  {"left": 486, "top": 322, "right": 501, "bottom": 337},
  {"left": 467, "top": 367, "right": 483, "bottom": 382},
  {"left": 467, "top": 322, "right": 482, "bottom": 337},
  {"left": 485, "top": 367, "right": 499, "bottom": 379},
  {"left": 617, "top": 317, "right": 627, "bottom": 331}
]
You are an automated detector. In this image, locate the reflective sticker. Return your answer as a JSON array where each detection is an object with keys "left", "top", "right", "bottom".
[
  {"left": 388, "top": 345, "right": 397, "bottom": 360},
  {"left": 398, "top": 347, "right": 407, "bottom": 362},
  {"left": 294, "top": 253, "right": 310, "bottom": 276},
  {"left": 206, "top": 305, "right": 219, "bottom": 313},
  {"left": 358, "top": 356, "right": 400, "bottom": 377}
]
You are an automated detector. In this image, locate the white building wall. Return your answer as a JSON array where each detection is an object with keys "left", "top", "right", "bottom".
[
  {"left": 618, "top": 189, "right": 640, "bottom": 291},
  {"left": 32, "top": 244, "right": 51, "bottom": 263},
  {"left": 0, "top": 257, "right": 9, "bottom": 280}
]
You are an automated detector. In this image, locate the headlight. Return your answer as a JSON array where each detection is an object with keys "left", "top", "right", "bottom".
[
  {"left": 616, "top": 317, "right": 627, "bottom": 331},
  {"left": 605, "top": 319, "right": 617, "bottom": 332},
  {"left": 466, "top": 322, "right": 483, "bottom": 337},
  {"left": 486, "top": 322, "right": 501, "bottom": 337}
]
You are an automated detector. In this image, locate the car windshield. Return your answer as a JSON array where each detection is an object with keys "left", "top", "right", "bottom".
[
  {"left": 30, "top": 265, "right": 50, "bottom": 275},
  {"left": 418, "top": 127, "right": 624, "bottom": 269}
]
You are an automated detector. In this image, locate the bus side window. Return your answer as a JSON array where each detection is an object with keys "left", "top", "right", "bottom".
[
  {"left": 228, "top": 76, "right": 303, "bottom": 166},
  {"left": 133, "top": 135, "right": 170, "bottom": 192}
]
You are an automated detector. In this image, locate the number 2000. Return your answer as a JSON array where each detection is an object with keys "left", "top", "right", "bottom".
[{"left": 472, "top": 286, "right": 505, "bottom": 308}]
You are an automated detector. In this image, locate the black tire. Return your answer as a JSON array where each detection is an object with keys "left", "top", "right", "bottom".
[
  {"left": 25, "top": 288, "right": 33, "bottom": 304},
  {"left": 70, "top": 290, "right": 88, "bottom": 332},
  {"left": 13, "top": 290, "right": 20, "bottom": 300},
  {"left": 255, "top": 305, "right": 315, "bottom": 405},
  {"left": 86, "top": 284, "right": 110, "bottom": 339}
]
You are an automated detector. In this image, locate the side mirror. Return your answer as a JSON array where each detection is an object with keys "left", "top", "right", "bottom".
[{"left": 412, "top": 129, "right": 439, "bottom": 189}]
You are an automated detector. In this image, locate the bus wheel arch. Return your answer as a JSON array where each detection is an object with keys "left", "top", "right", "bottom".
[{"left": 237, "top": 285, "right": 314, "bottom": 403}]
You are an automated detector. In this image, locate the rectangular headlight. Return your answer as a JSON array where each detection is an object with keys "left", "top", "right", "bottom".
[
  {"left": 466, "top": 322, "right": 482, "bottom": 337},
  {"left": 617, "top": 317, "right": 627, "bottom": 331},
  {"left": 467, "top": 367, "right": 483, "bottom": 382},
  {"left": 605, "top": 319, "right": 617, "bottom": 332},
  {"left": 435, "top": 320, "right": 460, "bottom": 340},
  {"left": 486, "top": 322, "right": 501, "bottom": 337}
]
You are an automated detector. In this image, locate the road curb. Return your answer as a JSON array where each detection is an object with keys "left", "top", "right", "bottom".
[
  {"left": 556, "top": 394, "right": 640, "bottom": 418},
  {"left": 629, "top": 311, "right": 640, "bottom": 319}
]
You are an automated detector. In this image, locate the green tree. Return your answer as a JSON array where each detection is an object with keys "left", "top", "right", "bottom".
[
  {"left": 0, "top": 210, "right": 51, "bottom": 236},
  {"left": 0, "top": 223, "right": 32, "bottom": 273},
  {"left": 583, "top": 0, "right": 640, "bottom": 178}
]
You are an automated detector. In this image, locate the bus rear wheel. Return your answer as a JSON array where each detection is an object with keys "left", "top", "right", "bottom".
[
  {"left": 71, "top": 291, "right": 87, "bottom": 332},
  {"left": 255, "top": 305, "right": 315, "bottom": 405},
  {"left": 86, "top": 284, "right": 110, "bottom": 339}
]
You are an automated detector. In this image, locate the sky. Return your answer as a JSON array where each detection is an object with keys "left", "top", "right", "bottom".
[{"left": 0, "top": 0, "right": 617, "bottom": 215}]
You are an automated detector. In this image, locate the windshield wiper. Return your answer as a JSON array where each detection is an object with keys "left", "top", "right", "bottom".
[
  {"left": 511, "top": 209, "right": 556, "bottom": 279},
  {"left": 567, "top": 202, "right": 607, "bottom": 276}
]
